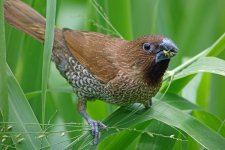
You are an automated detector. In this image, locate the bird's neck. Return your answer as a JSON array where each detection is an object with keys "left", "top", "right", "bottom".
[{"left": 144, "top": 59, "right": 170, "bottom": 86}]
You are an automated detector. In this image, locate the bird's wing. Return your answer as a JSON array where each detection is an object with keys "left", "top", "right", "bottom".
[{"left": 63, "top": 28, "right": 127, "bottom": 83}]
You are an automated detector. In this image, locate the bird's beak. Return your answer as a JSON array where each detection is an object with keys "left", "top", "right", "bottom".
[{"left": 155, "top": 38, "right": 178, "bottom": 63}]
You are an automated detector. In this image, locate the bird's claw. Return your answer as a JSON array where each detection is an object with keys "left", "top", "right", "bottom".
[{"left": 87, "top": 119, "right": 107, "bottom": 145}]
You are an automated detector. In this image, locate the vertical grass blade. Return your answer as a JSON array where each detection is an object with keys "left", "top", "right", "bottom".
[
  {"left": 42, "top": 0, "right": 56, "bottom": 126},
  {"left": 0, "top": 0, "right": 8, "bottom": 122}
]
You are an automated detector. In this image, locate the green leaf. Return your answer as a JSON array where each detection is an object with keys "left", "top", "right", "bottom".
[
  {"left": 0, "top": 0, "right": 8, "bottom": 123},
  {"left": 99, "top": 120, "right": 179, "bottom": 150},
  {"left": 41, "top": 0, "right": 56, "bottom": 125},
  {"left": 175, "top": 57, "right": 225, "bottom": 80},
  {"left": 137, "top": 121, "right": 179, "bottom": 150},
  {"left": 7, "top": 65, "right": 50, "bottom": 149},
  {"left": 156, "top": 93, "right": 201, "bottom": 110},
  {"left": 207, "top": 33, "right": 225, "bottom": 56},
  {"left": 196, "top": 73, "right": 211, "bottom": 109},
  {"left": 109, "top": 100, "right": 225, "bottom": 150},
  {"left": 66, "top": 98, "right": 225, "bottom": 150},
  {"left": 98, "top": 119, "right": 179, "bottom": 150},
  {"left": 98, "top": 121, "right": 150, "bottom": 150},
  {"left": 193, "top": 110, "right": 225, "bottom": 137}
]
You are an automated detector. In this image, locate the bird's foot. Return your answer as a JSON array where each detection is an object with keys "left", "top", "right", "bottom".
[{"left": 87, "top": 119, "right": 107, "bottom": 145}]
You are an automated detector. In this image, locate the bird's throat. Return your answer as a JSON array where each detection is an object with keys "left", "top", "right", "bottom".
[{"left": 144, "top": 59, "right": 170, "bottom": 86}]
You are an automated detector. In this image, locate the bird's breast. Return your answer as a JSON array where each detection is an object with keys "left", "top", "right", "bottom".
[{"left": 104, "top": 72, "right": 160, "bottom": 105}]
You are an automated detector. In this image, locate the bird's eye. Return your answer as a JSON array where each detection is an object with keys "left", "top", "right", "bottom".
[{"left": 142, "top": 42, "right": 152, "bottom": 51}]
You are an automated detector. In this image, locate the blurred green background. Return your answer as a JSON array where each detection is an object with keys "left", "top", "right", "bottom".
[{"left": 1, "top": 0, "right": 225, "bottom": 149}]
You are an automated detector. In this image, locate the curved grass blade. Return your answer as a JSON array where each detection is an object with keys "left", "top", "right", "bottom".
[
  {"left": 66, "top": 98, "right": 225, "bottom": 150},
  {"left": 7, "top": 65, "right": 50, "bottom": 149},
  {"left": 104, "top": 100, "right": 225, "bottom": 150},
  {"left": 175, "top": 57, "right": 225, "bottom": 80},
  {"left": 156, "top": 93, "right": 201, "bottom": 110},
  {"left": 136, "top": 121, "right": 180, "bottom": 150},
  {"left": 98, "top": 120, "right": 180, "bottom": 150}
]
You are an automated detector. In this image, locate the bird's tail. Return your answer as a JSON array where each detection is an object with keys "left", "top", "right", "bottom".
[{"left": 4, "top": 0, "right": 46, "bottom": 43}]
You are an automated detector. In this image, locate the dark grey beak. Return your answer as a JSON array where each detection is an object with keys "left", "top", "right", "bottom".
[{"left": 155, "top": 38, "right": 178, "bottom": 63}]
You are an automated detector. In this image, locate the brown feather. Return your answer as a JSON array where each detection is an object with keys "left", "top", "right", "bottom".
[
  {"left": 4, "top": 0, "right": 46, "bottom": 43},
  {"left": 62, "top": 28, "right": 129, "bottom": 83}
]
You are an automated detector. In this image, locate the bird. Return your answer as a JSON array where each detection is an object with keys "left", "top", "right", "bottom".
[{"left": 4, "top": 0, "right": 178, "bottom": 144}]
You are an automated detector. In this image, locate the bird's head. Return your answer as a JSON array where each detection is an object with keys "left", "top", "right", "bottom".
[{"left": 125, "top": 35, "right": 178, "bottom": 85}]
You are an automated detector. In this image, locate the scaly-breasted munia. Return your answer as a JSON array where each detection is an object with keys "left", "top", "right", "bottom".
[{"left": 4, "top": 0, "right": 178, "bottom": 144}]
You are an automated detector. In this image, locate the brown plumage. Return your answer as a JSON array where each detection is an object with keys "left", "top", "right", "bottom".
[
  {"left": 4, "top": 0, "right": 178, "bottom": 144},
  {"left": 63, "top": 30, "right": 125, "bottom": 82}
]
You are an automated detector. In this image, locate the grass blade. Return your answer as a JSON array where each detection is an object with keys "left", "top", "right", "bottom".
[
  {"left": 207, "top": 33, "right": 225, "bottom": 56},
  {"left": 66, "top": 98, "right": 225, "bottom": 150},
  {"left": 0, "top": 0, "right": 8, "bottom": 122},
  {"left": 42, "top": 0, "right": 56, "bottom": 125},
  {"left": 175, "top": 57, "right": 225, "bottom": 79},
  {"left": 105, "top": 100, "right": 225, "bottom": 150},
  {"left": 7, "top": 65, "right": 50, "bottom": 149}
]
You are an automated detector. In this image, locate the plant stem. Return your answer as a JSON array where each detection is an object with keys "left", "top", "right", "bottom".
[{"left": 0, "top": 0, "right": 8, "bottom": 124}]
